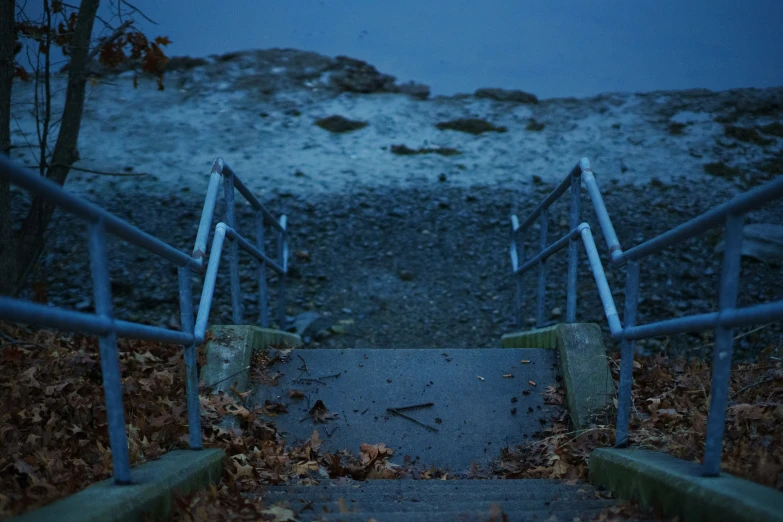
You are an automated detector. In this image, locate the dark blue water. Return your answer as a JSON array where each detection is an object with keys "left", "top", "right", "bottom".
[{"left": 23, "top": 0, "right": 783, "bottom": 98}]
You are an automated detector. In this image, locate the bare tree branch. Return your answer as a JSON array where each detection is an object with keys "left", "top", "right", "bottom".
[
  {"left": 14, "top": 0, "right": 102, "bottom": 295},
  {"left": 120, "top": 0, "right": 158, "bottom": 25}
]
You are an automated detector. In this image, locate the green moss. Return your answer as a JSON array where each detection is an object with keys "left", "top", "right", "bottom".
[
  {"left": 525, "top": 118, "right": 546, "bottom": 131},
  {"left": 390, "top": 144, "right": 461, "bottom": 156},
  {"left": 703, "top": 161, "right": 741, "bottom": 179},
  {"left": 724, "top": 125, "right": 772, "bottom": 145},
  {"left": 435, "top": 118, "right": 507, "bottom": 135},
  {"left": 314, "top": 115, "right": 368, "bottom": 133}
]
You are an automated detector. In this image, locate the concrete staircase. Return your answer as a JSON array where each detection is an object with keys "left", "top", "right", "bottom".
[
  {"left": 250, "top": 347, "right": 644, "bottom": 520},
  {"left": 263, "top": 479, "right": 624, "bottom": 521},
  {"left": 251, "top": 348, "right": 558, "bottom": 471}
]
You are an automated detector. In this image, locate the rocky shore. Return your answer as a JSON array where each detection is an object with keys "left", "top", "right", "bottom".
[{"left": 7, "top": 48, "right": 783, "bottom": 359}]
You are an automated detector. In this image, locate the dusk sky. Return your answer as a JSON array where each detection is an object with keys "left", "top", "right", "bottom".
[{"left": 31, "top": 1, "right": 783, "bottom": 98}]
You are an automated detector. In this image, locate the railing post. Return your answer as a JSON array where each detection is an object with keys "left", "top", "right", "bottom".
[
  {"left": 178, "top": 267, "right": 202, "bottom": 450},
  {"left": 703, "top": 214, "right": 744, "bottom": 476},
  {"left": 510, "top": 215, "right": 524, "bottom": 327},
  {"left": 88, "top": 219, "right": 132, "bottom": 485},
  {"left": 567, "top": 172, "right": 581, "bottom": 323},
  {"left": 536, "top": 209, "right": 548, "bottom": 328},
  {"left": 616, "top": 259, "right": 640, "bottom": 447},
  {"left": 277, "top": 215, "right": 288, "bottom": 330},
  {"left": 223, "top": 173, "right": 242, "bottom": 325},
  {"left": 256, "top": 212, "right": 269, "bottom": 328},
  {"left": 515, "top": 240, "right": 525, "bottom": 328}
]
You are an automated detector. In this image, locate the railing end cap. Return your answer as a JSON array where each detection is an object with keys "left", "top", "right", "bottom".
[{"left": 211, "top": 158, "right": 225, "bottom": 175}]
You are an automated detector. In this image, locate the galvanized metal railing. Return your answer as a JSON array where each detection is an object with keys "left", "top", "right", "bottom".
[
  {"left": 510, "top": 157, "right": 783, "bottom": 477},
  {"left": 192, "top": 158, "right": 289, "bottom": 341},
  {"left": 0, "top": 154, "right": 289, "bottom": 484}
]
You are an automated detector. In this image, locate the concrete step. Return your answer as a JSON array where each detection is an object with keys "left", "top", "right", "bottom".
[
  {"left": 263, "top": 479, "right": 595, "bottom": 502},
  {"left": 251, "top": 348, "right": 558, "bottom": 471},
  {"left": 299, "top": 508, "right": 610, "bottom": 521},
  {"left": 261, "top": 479, "right": 636, "bottom": 522},
  {"left": 288, "top": 498, "right": 617, "bottom": 514}
]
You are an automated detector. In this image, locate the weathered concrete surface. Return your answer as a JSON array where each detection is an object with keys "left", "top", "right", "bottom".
[
  {"left": 201, "top": 325, "right": 301, "bottom": 399},
  {"left": 501, "top": 323, "right": 613, "bottom": 428},
  {"left": 555, "top": 324, "right": 613, "bottom": 428},
  {"left": 501, "top": 325, "right": 559, "bottom": 349},
  {"left": 14, "top": 449, "right": 225, "bottom": 522},
  {"left": 252, "top": 348, "right": 559, "bottom": 472},
  {"left": 590, "top": 448, "right": 783, "bottom": 522},
  {"left": 262, "top": 479, "right": 624, "bottom": 521}
]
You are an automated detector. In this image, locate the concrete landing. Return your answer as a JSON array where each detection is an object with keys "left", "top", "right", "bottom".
[{"left": 251, "top": 348, "right": 559, "bottom": 472}]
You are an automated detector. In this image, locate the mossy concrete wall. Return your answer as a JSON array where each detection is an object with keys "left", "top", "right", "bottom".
[
  {"left": 590, "top": 448, "right": 783, "bottom": 522},
  {"left": 501, "top": 323, "right": 613, "bottom": 429},
  {"left": 14, "top": 449, "right": 225, "bottom": 522},
  {"left": 200, "top": 325, "right": 301, "bottom": 401}
]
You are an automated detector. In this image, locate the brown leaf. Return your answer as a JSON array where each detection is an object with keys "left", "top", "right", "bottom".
[
  {"left": 229, "top": 383, "right": 252, "bottom": 400},
  {"left": 309, "top": 400, "right": 339, "bottom": 423},
  {"left": 263, "top": 400, "right": 288, "bottom": 415},
  {"left": 262, "top": 505, "right": 297, "bottom": 521}
]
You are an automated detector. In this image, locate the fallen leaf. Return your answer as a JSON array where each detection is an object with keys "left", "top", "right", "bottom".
[
  {"left": 229, "top": 383, "right": 252, "bottom": 400},
  {"left": 288, "top": 389, "right": 305, "bottom": 399},
  {"left": 309, "top": 400, "right": 339, "bottom": 423},
  {"left": 263, "top": 400, "right": 288, "bottom": 415},
  {"left": 262, "top": 505, "right": 297, "bottom": 521}
]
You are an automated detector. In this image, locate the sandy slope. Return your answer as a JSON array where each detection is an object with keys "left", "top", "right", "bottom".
[{"left": 9, "top": 49, "right": 783, "bottom": 201}]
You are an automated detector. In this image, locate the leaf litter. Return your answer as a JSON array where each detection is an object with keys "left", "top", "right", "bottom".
[
  {"left": 0, "top": 323, "right": 415, "bottom": 519},
  {"left": 496, "top": 349, "right": 783, "bottom": 490},
  {"left": 3, "top": 321, "right": 780, "bottom": 520}
]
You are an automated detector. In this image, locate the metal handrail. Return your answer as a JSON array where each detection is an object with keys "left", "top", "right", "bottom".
[
  {"left": 0, "top": 154, "right": 289, "bottom": 485},
  {"left": 193, "top": 158, "right": 289, "bottom": 331},
  {"left": 510, "top": 157, "right": 783, "bottom": 477}
]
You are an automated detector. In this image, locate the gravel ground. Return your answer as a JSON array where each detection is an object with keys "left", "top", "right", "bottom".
[{"left": 24, "top": 176, "right": 783, "bottom": 360}]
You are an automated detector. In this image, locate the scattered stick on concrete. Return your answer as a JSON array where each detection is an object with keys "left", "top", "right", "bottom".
[
  {"left": 386, "top": 408, "right": 439, "bottom": 432},
  {"left": 202, "top": 365, "right": 251, "bottom": 391},
  {"left": 390, "top": 402, "right": 434, "bottom": 412},
  {"left": 317, "top": 372, "right": 342, "bottom": 380}
]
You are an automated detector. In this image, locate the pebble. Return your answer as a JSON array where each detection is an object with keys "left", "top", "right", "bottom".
[{"left": 26, "top": 181, "right": 782, "bottom": 359}]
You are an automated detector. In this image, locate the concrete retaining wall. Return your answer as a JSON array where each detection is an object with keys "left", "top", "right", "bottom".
[{"left": 501, "top": 323, "right": 613, "bottom": 429}]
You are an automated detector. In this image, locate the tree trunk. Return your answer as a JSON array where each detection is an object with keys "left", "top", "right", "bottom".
[
  {"left": 0, "top": 0, "right": 17, "bottom": 295},
  {"left": 12, "top": 0, "right": 100, "bottom": 295}
]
